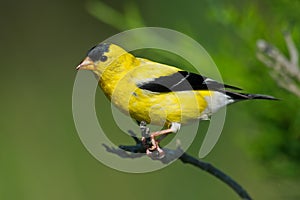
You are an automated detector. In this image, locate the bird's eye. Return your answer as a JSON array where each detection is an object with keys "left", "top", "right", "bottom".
[{"left": 100, "top": 55, "right": 108, "bottom": 62}]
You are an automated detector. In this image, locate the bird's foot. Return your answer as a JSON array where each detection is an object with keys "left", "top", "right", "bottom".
[
  {"left": 140, "top": 136, "right": 164, "bottom": 158},
  {"left": 145, "top": 132, "right": 166, "bottom": 158},
  {"left": 139, "top": 121, "right": 178, "bottom": 159},
  {"left": 146, "top": 147, "right": 165, "bottom": 159},
  {"left": 139, "top": 127, "right": 164, "bottom": 158}
]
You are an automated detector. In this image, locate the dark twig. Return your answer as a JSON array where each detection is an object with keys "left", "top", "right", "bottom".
[
  {"left": 104, "top": 129, "right": 252, "bottom": 200},
  {"left": 179, "top": 153, "right": 252, "bottom": 200}
]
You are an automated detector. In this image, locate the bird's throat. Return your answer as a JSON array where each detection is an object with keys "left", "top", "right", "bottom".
[{"left": 99, "top": 53, "right": 140, "bottom": 99}]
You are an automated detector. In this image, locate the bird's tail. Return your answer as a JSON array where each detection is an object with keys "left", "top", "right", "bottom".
[{"left": 224, "top": 91, "right": 279, "bottom": 101}]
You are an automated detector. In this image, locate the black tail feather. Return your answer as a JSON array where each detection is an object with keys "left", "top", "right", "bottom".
[{"left": 224, "top": 91, "right": 278, "bottom": 101}]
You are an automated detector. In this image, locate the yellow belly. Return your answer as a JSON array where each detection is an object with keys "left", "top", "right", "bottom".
[
  {"left": 127, "top": 89, "right": 211, "bottom": 126},
  {"left": 99, "top": 59, "right": 212, "bottom": 126},
  {"left": 103, "top": 79, "right": 212, "bottom": 126}
]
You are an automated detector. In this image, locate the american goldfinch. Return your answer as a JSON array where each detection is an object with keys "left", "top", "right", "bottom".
[{"left": 77, "top": 43, "right": 277, "bottom": 157}]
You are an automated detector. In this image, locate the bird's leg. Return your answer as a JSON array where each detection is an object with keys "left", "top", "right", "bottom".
[
  {"left": 146, "top": 129, "right": 174, "bottom": 158},
  {"left": 149, "top": 129, "right": 174, "bottom": 150},
  {"left": 139, "top": 122, "right": 181, "bottom": 158},
  {"left": 147, "top": 123, "right": 181, "bottom": 158},
  {"left": 139, "top": 121, "right": 151, "bottom": 148}
]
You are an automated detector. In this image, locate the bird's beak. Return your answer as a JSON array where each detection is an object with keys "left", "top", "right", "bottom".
[{"left": 76, "top": 57, "right": 95, "bottom": 70}]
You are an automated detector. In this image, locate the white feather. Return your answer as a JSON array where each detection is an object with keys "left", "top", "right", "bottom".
[{"left": 200, "top": 91, "right": 234, "bottom": 119}]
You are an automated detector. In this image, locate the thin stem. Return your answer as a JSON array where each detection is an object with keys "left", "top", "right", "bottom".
[{"left": 104, "top": 129, "right": 252, "bottom": 200}]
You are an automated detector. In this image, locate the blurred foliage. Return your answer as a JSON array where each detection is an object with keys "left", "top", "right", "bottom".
[
  {"left": 87, "top": 0, "right": 300, "bottom": 176},
  {"left": 2, "top": 0, "right": 300, "bottom": 200},
  {"left": 86, "top": 1, "right": 145, "bottom": 29},
  {"left": 205, "top": 0, "right": 300, "bottom": 176}
]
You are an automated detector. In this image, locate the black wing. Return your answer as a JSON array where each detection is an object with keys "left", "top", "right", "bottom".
[{"left": 138, "top": 71, "right": 241, "bottom": 93}]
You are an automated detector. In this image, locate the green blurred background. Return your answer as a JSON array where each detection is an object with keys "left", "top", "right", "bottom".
[{"left": 1, "top": 0, "right": 300, "bottom": 199}]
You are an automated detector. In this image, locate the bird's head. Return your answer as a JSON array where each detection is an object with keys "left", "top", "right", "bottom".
[{"left": 76, "top": 43, "right": 128, "bottom": 75}]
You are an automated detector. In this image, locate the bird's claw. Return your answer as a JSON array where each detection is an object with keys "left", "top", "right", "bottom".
[
  {"left": 140, "top": 121, "right": 167, "bottom": 159},
  {"left": 142, "top": 133, "right": 165, "bottom": 159},
  {"left": 146, "top": 147, "right": 165, "bottom": 159}
]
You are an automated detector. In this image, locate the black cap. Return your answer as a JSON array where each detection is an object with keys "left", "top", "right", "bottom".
[{"left": 87, "top": 43, "right": 110, "bottom": 62}]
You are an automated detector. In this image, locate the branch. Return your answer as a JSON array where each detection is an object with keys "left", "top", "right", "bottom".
[
  {"left": 179, "top": 153, "right": 251, "bottom": 200},
  {"left": 283, "top": 30, "right": 299, "bottom": 68},
  {"left": 256, "top": 31, "right": 300, "bottom": 98},
  {"left": 104, "top": 129, "right": 252, "bottom": 200}
]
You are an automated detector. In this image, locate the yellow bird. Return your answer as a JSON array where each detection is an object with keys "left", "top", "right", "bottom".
[{"left": 77, "top": 43, "right": 276, "bottom": 157}]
